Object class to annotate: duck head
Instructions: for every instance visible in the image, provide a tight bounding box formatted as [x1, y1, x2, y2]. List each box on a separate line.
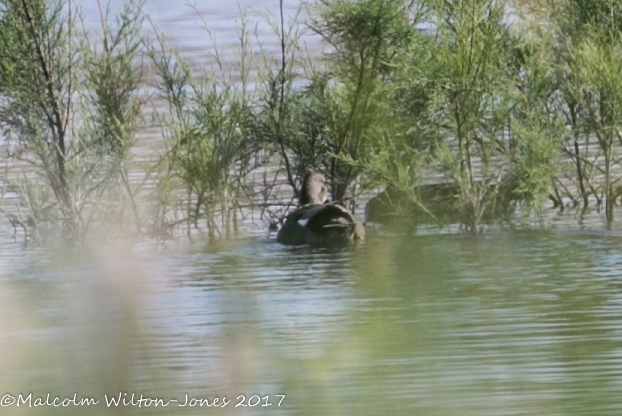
[299, 172, 329, 205]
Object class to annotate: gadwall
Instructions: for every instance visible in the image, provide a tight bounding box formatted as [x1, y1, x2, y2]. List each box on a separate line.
[276, 173, 365, 245]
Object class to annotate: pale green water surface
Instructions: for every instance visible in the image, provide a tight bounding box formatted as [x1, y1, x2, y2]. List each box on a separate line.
[2, 229, 622, 415]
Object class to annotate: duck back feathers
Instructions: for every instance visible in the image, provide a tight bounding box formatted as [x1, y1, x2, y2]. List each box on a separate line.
[276, 172, 364, 245]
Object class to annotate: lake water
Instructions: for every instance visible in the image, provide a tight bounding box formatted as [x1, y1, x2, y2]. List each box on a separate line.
[2, 229, 622, 415]
[2, 1, 622, 415]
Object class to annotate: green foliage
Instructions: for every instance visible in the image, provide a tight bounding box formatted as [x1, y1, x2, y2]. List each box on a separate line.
[523, 0, 622, 224]
[251, 5, 304, 196]
[0, 0, 146, 242]
[150, 24, 260, 238]
[6, 0, 622, 240]
[573, 24, 622, 222]
[360, 0, 561, 230]
[420, 0, 518, 230]
[81, 1, 145, 159]
[567, 0, 622, 35]
[0, 0, 75, 234]
[507, 119, 560, 215]
[504, 33, 563, 219]
[298, 0, 415, 202]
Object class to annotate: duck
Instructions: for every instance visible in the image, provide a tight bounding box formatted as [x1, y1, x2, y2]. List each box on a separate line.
[276, 172, 365, 245]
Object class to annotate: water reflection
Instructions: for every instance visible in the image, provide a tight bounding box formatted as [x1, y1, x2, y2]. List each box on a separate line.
[3, 231, 622, 415]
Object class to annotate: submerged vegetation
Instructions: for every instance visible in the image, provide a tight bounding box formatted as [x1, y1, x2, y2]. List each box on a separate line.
[2, 0, 622, 241]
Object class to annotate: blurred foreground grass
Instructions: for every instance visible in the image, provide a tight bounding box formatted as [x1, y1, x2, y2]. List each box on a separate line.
[2, 230, 622, 416]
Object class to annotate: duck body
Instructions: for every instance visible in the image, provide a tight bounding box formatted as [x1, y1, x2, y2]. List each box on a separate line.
[277, 203, 364, 245]
[276, 172, 364, 246]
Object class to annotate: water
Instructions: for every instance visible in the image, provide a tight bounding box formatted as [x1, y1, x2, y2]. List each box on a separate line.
[2, 229, 622, 415]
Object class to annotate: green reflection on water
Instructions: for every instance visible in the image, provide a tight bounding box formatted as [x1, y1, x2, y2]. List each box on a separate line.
[2, 231, 622, 415]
